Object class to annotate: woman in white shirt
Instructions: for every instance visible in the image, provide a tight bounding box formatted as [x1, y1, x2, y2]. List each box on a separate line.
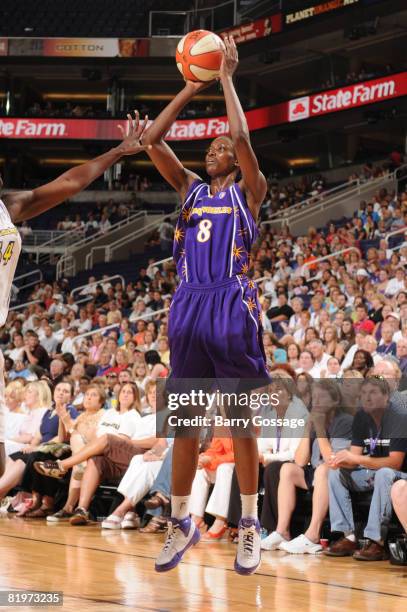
[42, 382, 141, 523]
[5, 381, 50, 456]
[257, 374, 309, 538]
[0, 381, 50, 500]
[257, 380, 308, 467]
[101, 383, 160, 529]
[132, 363, 150, 394]
[4, 381, 25, 441]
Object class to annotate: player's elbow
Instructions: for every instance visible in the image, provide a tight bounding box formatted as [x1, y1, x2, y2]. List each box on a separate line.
[142, 129, 162, 146]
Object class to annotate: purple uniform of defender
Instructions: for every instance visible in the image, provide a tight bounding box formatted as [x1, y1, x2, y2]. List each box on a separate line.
[168, 179, 269, 381]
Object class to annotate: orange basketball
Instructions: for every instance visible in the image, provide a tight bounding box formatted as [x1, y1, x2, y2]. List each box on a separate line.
[176, 30, 225, 82]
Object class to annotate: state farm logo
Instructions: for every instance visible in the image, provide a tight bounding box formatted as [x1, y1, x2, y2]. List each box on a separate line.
[167, 118, 230, 140]
[0, 119, 66, 138]
[289, 96, 310, 122]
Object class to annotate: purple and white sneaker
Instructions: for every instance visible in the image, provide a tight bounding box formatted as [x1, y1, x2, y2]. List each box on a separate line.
[155, 516, 200, 572]
[234, 518, 261, 575]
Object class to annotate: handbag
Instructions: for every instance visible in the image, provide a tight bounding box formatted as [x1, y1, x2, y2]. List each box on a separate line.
[36, 442, 71, 458]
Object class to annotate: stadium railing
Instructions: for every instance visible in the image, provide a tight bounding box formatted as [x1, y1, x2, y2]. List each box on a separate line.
[70, 274, 126, 303]
[384, 226, 407, 243]
[152, 256, 173, 268]
[72, 306, 170, 349]
[20, 230, 75, 247]
[13, 269, 43, 293]
[85, 210, 179, 269]
[303, 247, 361, 270]
[261, 166, 405, 234]
[56, 254, 75, 279]
[35, 210, 146, 265]
[261, 179, 357, 224]
[56, 210, 162, 279]
[9, 299, 41, 312]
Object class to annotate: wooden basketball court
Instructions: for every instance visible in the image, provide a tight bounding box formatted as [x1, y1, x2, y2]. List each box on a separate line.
[1, 516, 406, 611]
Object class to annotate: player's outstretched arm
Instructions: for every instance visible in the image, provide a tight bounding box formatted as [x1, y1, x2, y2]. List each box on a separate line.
[4, 112, 150, 223]
[220, 35, 267, 220]
[142, 81, 210, 200]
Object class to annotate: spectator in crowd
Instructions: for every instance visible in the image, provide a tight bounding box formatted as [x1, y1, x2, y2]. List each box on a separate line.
[377, 322, 397, 357]
[351, 350, 374, 376]
[256, 373, 309, 539]
[4, 381, 25, 442]
[13, 380, 78, 518]
[40, 325, 59, 356]
[4, 381, 51, 456]
[49, 359, 65, 387]
[101, 436, 168, 530]
[6, 333, 26, 362]
[41, 382, 140, 523]
[325, 377, 407, 561]
[189, 437, 234, 540]
[22, 331, 50, 371]
[261, 381, 353, 554]
[158, 217, 174, 253]
[0, 381, 53, 499]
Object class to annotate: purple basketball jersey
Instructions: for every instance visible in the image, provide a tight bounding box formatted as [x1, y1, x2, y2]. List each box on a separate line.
[173, 180, 259, 284]
[168, 179, 269, 383]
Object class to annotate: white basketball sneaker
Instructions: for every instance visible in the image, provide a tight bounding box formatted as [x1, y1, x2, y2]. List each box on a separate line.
[155, 516, 200, 572]
[279, 534, 322, 555]
[234, 517, 261, 575]
[261, 530, 288, 551]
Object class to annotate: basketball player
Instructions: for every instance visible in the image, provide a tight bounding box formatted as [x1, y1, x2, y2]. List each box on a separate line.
[143, 35, 268, 575]
[0, 114, 149, 477]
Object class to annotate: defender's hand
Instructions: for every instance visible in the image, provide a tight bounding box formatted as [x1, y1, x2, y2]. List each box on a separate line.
[116, 111, 152, 156]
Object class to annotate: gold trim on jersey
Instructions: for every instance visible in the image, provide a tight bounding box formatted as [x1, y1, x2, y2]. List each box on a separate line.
[190, 206, 232, 217]
[0, 229, 18, 237]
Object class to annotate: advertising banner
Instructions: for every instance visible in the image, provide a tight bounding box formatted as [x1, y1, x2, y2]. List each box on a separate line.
[288, 73, 406, 122]
[7, 38, 149, 57]
[285, 0, 360, 26]
[0, 73, 405, 140]
[220, 13, 283, 43]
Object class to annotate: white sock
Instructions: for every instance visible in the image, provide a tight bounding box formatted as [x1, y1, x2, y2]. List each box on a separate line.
[240, 493, 258, 520]
[171, 495, 190, 520]
[345, 533, 356, 542]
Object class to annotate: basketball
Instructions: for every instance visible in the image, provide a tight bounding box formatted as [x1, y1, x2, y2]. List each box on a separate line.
[175, 29, 225, 82]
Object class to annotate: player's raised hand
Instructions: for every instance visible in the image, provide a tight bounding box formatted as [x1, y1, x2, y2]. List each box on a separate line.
[184, 79, 215, 94]
[117, 110, 152, 155]
[220, 34, 238, 79]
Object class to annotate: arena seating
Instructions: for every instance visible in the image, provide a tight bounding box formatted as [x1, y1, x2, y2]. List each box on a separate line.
[0, 0, 195, 37]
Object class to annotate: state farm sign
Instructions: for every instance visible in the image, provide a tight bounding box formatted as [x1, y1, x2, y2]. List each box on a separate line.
[166, 117, 229, 139]
[0, 117, 230, 140]
[0, 119, 67, 137]
[289, 75, 402, 122]
[0, 72, 405, 140]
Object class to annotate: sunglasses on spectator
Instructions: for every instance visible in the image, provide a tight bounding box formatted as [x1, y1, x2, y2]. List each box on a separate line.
[107, 374, 118, 378]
